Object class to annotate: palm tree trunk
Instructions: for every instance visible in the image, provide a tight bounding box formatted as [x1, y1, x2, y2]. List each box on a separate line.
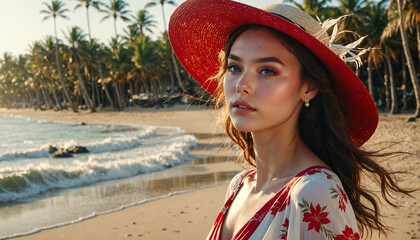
[34, 87, 42, 110]
[54, 18, 78, 112]
[39, 77, 53, 109]
[113, 17, 118, 37]
[47, 64, 62, 110]
[26, 88, 35, 108]
[397, 0, 420, 117]
[367, 57, 375, 103]
[129, 81, 134, 103]
[143, 77, 150, 97]
[112, 78, 124, 109]
[171, 49, 185, 92]
[169, 68, 175, 91]
[417, 24, 420, 64]
[94, 73, 101, 108]
[41, 86, 53, 109]
[75, 60, 96, 112]
[384, 67, 390, 111]
[39, 86, 48, 107]
[160, 4, 185, 92]
[149, 77, 156, 104]
[385, 46, 399, 114]
[89, 68, 97, 108]
[401, 54, 408, 112]
[48, 79, 61, 110]
[86, 6, 92, 40]
[98, 62, 114, 108]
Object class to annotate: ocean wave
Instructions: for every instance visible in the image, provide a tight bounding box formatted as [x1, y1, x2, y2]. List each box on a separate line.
[0, 134, 197, 203]
[0, 126, 157, 161]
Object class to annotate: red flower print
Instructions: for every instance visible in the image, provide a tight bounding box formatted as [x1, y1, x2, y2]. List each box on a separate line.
[279, 218, 289, 239]
[306, 168, 321, 176]
[280, 232, 287, 239]
[336, 225, 360, 240]
[270, 196, 290, 215]
[338, 199, 346, 212]
[338, 185, 348, 203]
[302, 203, 331, 232]
[283, 218, 289, 228]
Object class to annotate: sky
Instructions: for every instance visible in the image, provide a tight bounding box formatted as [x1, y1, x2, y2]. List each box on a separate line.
[0, 0, 332, 56]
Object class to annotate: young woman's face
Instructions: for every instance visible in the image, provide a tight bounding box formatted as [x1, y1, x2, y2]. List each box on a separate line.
[224, 28, 309, 134]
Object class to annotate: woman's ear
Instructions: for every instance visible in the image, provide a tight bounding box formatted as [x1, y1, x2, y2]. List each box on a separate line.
[302, 80, 319, 100]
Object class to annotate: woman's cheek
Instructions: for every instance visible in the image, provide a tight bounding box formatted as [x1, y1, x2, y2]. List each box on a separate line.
[223, 77, 235, 99]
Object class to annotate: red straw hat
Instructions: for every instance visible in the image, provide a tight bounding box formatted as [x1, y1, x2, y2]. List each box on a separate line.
[168, 0, 378, 146]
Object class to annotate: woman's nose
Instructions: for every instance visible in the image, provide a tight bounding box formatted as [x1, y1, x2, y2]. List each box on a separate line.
[236, 71, 254, 95]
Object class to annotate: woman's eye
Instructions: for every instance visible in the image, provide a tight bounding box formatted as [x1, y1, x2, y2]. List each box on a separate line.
[227, 65, 241, 73]
[260, 69, 276, 76]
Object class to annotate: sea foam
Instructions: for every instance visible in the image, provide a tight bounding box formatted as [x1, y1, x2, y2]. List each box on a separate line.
[0, 121, 197, 203]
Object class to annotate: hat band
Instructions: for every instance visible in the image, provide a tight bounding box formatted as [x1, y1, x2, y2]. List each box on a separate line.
[269, 12, 307, 32]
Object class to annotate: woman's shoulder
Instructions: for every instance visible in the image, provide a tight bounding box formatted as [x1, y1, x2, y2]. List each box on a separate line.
[290, 167, 345, 201]
[225, 169, 254, 200]
[284, 169, 359, 239]
[229, 169, 255, 188]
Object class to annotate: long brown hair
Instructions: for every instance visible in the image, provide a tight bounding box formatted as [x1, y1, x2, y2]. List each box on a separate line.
[210, 25, 413, 237]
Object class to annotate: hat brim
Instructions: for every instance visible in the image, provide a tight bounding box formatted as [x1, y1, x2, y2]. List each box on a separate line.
[168, 0, 378, 146]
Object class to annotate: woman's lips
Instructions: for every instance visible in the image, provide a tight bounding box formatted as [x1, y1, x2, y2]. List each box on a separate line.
[232, 100, 256, 114]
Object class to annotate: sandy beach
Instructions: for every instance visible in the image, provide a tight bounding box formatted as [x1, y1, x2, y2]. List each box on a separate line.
[0, 106, 419, 240]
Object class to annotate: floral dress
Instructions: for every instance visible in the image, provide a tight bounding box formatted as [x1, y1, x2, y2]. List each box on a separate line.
[207, 166, 360, 240]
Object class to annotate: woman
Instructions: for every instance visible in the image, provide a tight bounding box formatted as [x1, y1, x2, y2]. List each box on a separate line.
[168, 1, 412, 239]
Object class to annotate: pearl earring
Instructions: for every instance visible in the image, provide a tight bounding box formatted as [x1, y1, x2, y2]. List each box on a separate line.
[303, 97, 310, 108]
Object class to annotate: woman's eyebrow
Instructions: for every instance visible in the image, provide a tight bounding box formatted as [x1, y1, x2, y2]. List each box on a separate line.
[228, 54, 284, 65]
[255, 57, 284, 65]
[228, 54, 241, 61]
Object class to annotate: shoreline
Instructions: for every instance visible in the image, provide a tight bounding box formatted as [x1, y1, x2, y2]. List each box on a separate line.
[0, 104, 224, 134]
[1, 107, 419, 239]
[4, 183, 228, 240]
[0, 105, 244, 240]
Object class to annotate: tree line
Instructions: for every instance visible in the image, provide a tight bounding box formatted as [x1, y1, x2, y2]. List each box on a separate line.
[0, 0, 419, 117]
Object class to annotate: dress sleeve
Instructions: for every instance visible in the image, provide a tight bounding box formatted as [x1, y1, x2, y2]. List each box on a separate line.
[225, 170, 250, 201]
[285, 171, 360, 240]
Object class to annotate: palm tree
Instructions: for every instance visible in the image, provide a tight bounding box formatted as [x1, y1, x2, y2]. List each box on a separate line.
[396, 0, 419, 117]
[384, 43, 400, 114]
[74, 0, 103, 40]
[146, 0, 185, 92]
[42, 36, 62, 110]
[0, 53, 29, 108]
[401, 0, 419, 61]
[101, 0, 131, 37]
[131, 9, 157, 37]
[27, 43, 54, 109]
[132, 35, 160, 103]
[85, 39, 115, 108]
[334, 0, 370, 45]
[26, 40, 62, 110]
[156, 32, 175, 91]
[382, 0, 420, 117]
[284, 0, 335, 19]
[106, 37, 132, 109]
[75, 0, 108, 109]
[123, 24, 140, 45]
[64, 26, 96, 112]
[361, 1, 388, 103]
[40, 0, 78, 112]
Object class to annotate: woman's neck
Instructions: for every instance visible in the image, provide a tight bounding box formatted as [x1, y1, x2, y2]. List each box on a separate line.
[251, 125, 321, 191]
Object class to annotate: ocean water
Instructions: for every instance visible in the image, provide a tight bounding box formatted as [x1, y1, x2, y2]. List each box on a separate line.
[0, 114, 201, 238]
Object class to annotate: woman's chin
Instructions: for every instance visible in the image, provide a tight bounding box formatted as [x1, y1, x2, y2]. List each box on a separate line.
[231, 121, 255, 133]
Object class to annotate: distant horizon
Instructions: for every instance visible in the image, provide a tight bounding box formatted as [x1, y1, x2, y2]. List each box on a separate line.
[0, 0, 358, 57]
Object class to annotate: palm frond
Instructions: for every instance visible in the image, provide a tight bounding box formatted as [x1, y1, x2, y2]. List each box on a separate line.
[380, 18, 399, 43]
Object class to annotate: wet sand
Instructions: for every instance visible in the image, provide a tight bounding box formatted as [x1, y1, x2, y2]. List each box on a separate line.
[0, 107, 418, 239]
